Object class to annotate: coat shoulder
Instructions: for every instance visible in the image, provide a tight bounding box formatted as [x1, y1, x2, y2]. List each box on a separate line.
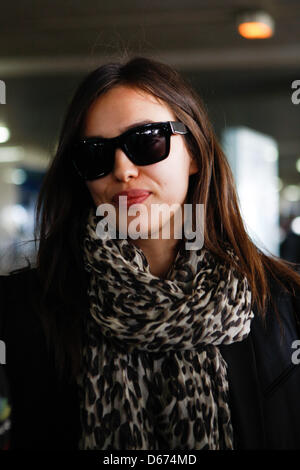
[251, 272, 300, 388]
[220, 271, 300, 449]
[250, 272, 300, 448]
[0, 266, 41, 337]
[0, 266, 80, 449]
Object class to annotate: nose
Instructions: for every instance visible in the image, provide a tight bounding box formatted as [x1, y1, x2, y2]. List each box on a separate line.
[112, 147, 139, 182]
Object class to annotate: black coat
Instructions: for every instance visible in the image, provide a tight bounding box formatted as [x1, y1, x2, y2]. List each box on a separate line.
[1, 267, 300, 450]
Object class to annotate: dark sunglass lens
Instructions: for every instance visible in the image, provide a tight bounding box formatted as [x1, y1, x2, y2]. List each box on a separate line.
[73, 142, 113, 180]
[125, 127, 168, 164]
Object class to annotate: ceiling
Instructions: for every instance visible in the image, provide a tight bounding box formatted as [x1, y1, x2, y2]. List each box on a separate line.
[1, 0, 300, 73]
[0, 0, 299, 188]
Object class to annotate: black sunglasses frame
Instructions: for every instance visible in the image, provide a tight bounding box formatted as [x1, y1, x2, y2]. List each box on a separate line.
[72, 121, 189, 181]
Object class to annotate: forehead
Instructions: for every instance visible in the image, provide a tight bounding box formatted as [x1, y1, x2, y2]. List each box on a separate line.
[83, 85, 176, 138]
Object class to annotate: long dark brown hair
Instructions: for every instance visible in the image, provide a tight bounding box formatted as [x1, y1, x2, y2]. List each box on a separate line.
[35, 56, 300, 380]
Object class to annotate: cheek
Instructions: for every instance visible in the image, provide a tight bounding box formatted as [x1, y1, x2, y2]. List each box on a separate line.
[148, 150, 191, 196]
[86, 181, 107, 204]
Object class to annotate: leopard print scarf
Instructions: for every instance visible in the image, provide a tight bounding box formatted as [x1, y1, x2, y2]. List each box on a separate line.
[78, 210, 254, 450]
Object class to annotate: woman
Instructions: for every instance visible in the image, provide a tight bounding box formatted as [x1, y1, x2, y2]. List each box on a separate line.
[1, 56, 300, 450]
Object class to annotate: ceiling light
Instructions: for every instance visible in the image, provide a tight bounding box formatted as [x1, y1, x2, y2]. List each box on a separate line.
[0, 146, 24, 163]
[11, 168, 27, 185]
[282, 185, 300, 202]
[291, 217, 300, 236]
[0, 204, 29, 234]
[0, 125, 10, 143]
[237, 11, 275, 39]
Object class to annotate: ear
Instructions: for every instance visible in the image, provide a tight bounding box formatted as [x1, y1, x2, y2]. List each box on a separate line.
[189, 156, 199, 176]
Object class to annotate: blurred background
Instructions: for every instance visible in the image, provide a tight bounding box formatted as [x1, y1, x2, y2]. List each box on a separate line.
[0, 0, 300, 273]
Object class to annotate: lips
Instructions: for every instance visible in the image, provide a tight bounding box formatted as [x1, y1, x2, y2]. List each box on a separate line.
[112, 190, 151, 207]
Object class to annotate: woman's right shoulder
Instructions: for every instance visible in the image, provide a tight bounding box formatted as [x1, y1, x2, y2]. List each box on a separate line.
[0, 264, 39, 288]
[0, 266, 41, 335]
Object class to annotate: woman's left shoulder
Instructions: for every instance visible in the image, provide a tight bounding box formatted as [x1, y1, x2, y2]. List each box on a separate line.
[252, 271, 300, 350]
[249, 270, 300, 402]
[247, 273, 300, 448]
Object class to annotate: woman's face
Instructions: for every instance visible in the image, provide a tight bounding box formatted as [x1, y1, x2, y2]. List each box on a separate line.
[83, 85, 198, 239]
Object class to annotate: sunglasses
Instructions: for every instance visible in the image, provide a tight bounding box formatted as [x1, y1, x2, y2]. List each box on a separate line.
[72, 121, 189, 181]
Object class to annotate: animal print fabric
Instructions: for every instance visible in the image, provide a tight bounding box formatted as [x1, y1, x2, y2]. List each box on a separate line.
[78, 209, 254, 450]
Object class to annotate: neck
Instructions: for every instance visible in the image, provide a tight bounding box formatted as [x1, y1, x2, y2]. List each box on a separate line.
[130, 237, 181, 279]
